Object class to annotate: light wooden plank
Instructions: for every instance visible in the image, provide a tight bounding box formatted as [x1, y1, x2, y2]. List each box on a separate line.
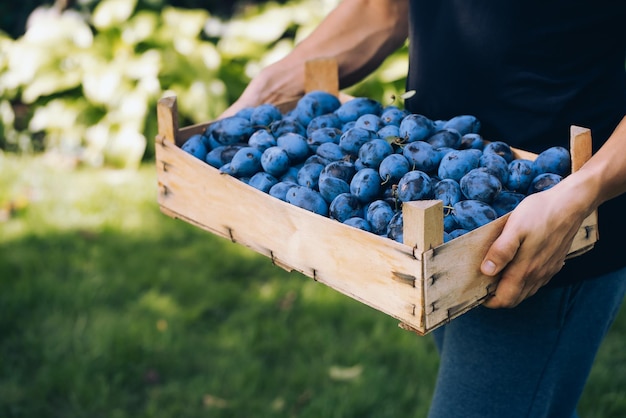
[304, 58, 339, 95]
[156, 139, 426, 330]
[422, 215, 507, 330]
[403, 200, 444, 254]
[570, 126, 593, 172]
[157, 96, 179, 145]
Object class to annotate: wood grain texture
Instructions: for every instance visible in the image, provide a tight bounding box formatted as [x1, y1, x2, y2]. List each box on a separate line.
[156, 135, 426, 331]
[155, 96, 599, 335]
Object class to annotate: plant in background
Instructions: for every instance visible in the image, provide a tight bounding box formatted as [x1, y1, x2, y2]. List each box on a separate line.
[0, 0, 408, 168]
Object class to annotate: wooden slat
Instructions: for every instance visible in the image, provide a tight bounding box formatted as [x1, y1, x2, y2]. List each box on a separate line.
[157, 97, 179, 145]
[403, 200, 444, 254]
[156, 139, 426, 330]
[570, 126, 593, 172]
[305, 58, 339, 96]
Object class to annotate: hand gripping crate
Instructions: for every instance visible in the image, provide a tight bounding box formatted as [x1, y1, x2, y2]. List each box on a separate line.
[155, 64, 598, 335]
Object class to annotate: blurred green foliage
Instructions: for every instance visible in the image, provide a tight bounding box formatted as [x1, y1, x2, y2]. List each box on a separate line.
[0, 0, 408, 168]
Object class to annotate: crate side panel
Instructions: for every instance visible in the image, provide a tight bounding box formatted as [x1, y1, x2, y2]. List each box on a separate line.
[156, 139, 426, 330]
[422, 210, 598, 331]
[422, 216, 507, 330]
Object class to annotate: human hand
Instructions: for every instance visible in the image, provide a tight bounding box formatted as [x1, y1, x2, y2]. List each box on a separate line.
[480, 182, 589, 308]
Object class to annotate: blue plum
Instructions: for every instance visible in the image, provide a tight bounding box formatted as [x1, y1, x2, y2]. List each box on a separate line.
[483, 141, 515, 163]
[285, 186, 329, 216]
[380, 106, 407, 126]
[247, 129, 276, 151]
[506, 159, 536, 193]
[443, 115, 481, 135]
[460, 168, 502, 203]
[343, 217, 373, 232]
[269, 181, 298, 201]
[354, 114, 385, 132]
[491, 190, 525, 217]
[277, 132, 310, 163]
[397, 170, 433, 202]
[533, 146, 571, 177]
[221, 146, 262, 177]
[366, 199, 396, 235]
[386, 211, 404, 243]
[358, 138, 394, 169]
[377, 125, 400, 141]
[320, 160, 356, 184]
[297, 162, 325, 189]
[427, 128, 462, 149]
[379, 154, 411, 185]
[261, 146, 291, 177]
[479, 152, 510, 185]
[403, 141, 442, 173]
[248, 172, 278, 193]
[212, 116, 254, 145]
[269, 117, 306, 138]
[306, 113, 342, 136]
[339, 127, 376, 156]
[452, 200, 498, 231]
[460, 133, 486, 150]
[350, 168, 382, 203]
[334, 97, 383, 123]
[329, 192, 363, 222]
[433, 178, 463, 207]
[316, 142, 346, 162]
[181, 134, 208, 160]
[250, 103, 282, 127]
[205, 144, 243, 168]
[438, 149, 482, 181]
[319, 176, 351, 204]
[399, 113, 436, 143]
[528, 173, 562, 194]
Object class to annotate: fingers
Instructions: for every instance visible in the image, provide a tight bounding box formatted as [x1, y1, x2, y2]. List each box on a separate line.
[480, 227, 522, 278]
[480, 229, 567, 308]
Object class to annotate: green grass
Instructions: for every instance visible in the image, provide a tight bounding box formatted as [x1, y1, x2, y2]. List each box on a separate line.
[1, 154, 625, 417]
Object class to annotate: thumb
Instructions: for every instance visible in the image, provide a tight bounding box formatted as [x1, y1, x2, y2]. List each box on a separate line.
[480, 233, 521, 277]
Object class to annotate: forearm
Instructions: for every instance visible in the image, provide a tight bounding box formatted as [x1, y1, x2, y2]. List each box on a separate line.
[558, 115, 626, 216]
[287, 0, 409, 89]
[223, 0, 409, 115]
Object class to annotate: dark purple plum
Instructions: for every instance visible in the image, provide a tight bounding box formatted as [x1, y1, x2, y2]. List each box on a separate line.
[350, 168, 382, 203]
[452, 200, 498, 231]
[329, 192, 363, 222]
[438, 149, 482, 181]
[399, 113, 436, 143]
[533, 146, 571, 177]
[460, 168, 502, 203]
[397, 170, 433, 202]
[506, 159, 536, 193]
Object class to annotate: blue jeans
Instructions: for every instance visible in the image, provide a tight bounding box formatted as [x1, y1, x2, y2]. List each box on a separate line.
[428, 266, 626, 418]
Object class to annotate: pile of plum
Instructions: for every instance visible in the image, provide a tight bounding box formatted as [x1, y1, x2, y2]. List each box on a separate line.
[181, 91, 571, 244]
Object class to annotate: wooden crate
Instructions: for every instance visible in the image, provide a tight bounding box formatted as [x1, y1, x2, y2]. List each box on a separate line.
[155, 92, 598, 335]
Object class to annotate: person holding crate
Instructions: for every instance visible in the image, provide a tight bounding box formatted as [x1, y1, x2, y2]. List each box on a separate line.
[222, 0, 626, 416]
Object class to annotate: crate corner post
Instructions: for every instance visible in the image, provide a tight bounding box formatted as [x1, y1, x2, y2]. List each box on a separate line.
[157, 95, 180, 146]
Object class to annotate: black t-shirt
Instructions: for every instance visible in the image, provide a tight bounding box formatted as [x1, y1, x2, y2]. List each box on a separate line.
[405, 0, 626, 285]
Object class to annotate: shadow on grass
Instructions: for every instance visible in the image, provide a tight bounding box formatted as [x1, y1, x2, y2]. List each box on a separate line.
[0, 220, 440, 418]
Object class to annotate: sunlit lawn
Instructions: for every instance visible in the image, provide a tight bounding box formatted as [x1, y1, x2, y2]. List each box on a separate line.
[1, 154, 625, 417]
